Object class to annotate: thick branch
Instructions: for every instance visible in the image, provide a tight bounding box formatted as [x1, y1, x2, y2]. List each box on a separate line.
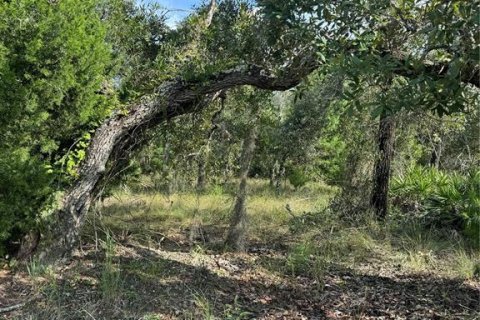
[39, 60, 317, 262]
[205, 0, 216, 27]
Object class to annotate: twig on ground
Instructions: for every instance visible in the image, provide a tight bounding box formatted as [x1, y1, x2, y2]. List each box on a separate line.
[0, 301, 27, 314]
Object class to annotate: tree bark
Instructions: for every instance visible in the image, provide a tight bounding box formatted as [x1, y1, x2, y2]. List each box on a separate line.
[269, 160, 279, 187]
[15, 230, 41, 261]
[196, 94, 226, 192]
[225, 111, 259, 251]
[275, 160, 285, 195]
[429, 136, 442, 168]
[196, 157, 207, 192]
[370, 113, 396, 220]
[35, 61, 316, 263]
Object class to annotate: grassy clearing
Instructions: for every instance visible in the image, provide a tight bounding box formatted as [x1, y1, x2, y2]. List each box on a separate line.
[92, 179, 335, 248]
[3, 179, 479, 319]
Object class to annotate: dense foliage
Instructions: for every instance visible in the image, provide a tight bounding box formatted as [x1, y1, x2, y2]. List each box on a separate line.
[392, 166, 480, 246]
[0, 0, 113, 254]
[0, 0, 478, 257]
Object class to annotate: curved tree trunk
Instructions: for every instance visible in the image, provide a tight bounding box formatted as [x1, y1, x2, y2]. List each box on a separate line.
[35, 61, 317, 263]
[370, 113, 396, 220]
[225, 111, 259, 251]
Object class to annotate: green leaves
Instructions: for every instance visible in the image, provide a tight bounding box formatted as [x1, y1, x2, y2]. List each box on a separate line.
[0, 0, 113, 253]
[392, 166, 480, 247]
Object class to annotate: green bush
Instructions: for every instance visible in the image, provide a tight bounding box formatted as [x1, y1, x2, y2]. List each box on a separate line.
[287, 167, 310, 190]
[0, 151, 54, 256]
[392, 166, 480, 247]
[0, 0, 112, 256]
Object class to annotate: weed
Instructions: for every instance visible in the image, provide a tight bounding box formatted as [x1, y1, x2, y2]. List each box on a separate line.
[223, 296, 252, 320]
[193, 292, 215, 319]
[286, 241, 316, 276]
[100, 232, 122, 301]
[209, 184, 225, 196]
[451, 249, 480, 279]
[27, 258, 47, 278]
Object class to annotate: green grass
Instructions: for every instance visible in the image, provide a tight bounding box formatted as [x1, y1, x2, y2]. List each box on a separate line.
[12, 179, 479, 319]
[94, 179, 336, 246]
[100, 232, 122, 301]
[92, 179, 479, 280]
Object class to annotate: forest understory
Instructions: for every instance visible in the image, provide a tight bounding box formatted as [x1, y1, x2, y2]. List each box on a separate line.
[2, 180, 478, 320]
[1, 0, 479, 319]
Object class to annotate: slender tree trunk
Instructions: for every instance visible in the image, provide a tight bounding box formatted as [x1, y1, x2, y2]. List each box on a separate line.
[269, 162, 276, 187]
[275, 160, 285, 195]
[225, 113, 259, 251]
[370, 113, 396, 220]
[196, 156, 207, 192]
[269, 160, 280, 189]
[429, 138, 442, 168]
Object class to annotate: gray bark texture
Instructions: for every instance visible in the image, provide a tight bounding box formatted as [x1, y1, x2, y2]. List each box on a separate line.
[225, 113, 259, 251]
[37, 61, 317, 263]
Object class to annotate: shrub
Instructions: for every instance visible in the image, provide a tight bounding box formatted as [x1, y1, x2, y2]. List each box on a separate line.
[287, 167, 310, 190]
[392, 166, 480, 247]
[0, 0, 112, 256]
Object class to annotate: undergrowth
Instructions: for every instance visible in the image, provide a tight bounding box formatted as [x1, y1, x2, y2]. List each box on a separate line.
[12, 179, 478, 319]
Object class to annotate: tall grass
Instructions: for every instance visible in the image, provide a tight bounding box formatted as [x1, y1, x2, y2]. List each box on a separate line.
[94, 178, 478, 280]
[96, 179, 336, 246]
[100, 232, 122, 301]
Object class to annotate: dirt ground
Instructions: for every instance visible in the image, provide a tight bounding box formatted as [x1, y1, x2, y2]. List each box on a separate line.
[1, 236, 479, 319]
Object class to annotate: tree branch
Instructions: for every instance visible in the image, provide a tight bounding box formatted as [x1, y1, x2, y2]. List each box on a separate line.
[38, 59, 318, 262]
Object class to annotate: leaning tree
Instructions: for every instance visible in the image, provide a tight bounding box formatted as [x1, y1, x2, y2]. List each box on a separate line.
[5, 0, 477, 262]
[35, 0, 322, 260]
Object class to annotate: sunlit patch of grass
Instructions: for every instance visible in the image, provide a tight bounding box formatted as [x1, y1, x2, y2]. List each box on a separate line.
[282, 210, 480, 280]
[372, 220, 480, 278]
[90, 178, 478, 282]
[94, 179, 335, 246]
[450, 249, 480, 279]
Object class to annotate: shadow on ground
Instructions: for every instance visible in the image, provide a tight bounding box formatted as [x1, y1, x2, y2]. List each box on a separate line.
[2, 242, 477, 320]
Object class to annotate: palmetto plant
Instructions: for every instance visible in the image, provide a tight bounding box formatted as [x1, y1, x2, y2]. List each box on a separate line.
[392, 166, 480, 247]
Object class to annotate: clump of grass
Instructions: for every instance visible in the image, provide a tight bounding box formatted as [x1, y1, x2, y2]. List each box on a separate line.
[450, 249, 480, 279]
[286, 241, 317, 276]
[192, 292, 215, 320]
[189, 293, 251, 320]
[208, 184, 225, 196]
[100, 232, 122, 301]
[223, 296, 252, 320]
[27, 258, 48, 278]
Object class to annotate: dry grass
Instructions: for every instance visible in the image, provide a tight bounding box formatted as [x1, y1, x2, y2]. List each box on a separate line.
[2, 179, 479, 319]
[92, 179, 335, 248]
